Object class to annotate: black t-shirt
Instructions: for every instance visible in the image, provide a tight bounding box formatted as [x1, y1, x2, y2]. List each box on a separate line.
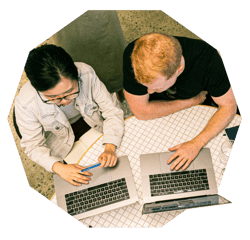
[123, 36, 231, 101]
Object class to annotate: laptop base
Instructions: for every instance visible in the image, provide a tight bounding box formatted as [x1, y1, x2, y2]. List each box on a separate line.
[142, 194, 231, 214]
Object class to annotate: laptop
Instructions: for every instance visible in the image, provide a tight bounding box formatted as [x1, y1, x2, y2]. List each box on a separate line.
[53, 156, 139, 219]
[140, 148, 231, 214]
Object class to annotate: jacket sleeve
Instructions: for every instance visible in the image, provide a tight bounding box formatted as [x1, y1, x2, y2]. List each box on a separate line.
[14, 98, 60, 172]
[90, 67, 125, 148]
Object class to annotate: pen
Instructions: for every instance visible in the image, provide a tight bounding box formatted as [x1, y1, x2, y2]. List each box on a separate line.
[81, 163, 101, 173]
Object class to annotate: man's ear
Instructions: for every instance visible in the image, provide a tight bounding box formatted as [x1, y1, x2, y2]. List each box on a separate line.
[178, 64, 184, 74]
[178, 56, 185, 74]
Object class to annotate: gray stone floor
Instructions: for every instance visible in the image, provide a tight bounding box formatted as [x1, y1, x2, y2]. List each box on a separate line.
[7, 10, 199, 200]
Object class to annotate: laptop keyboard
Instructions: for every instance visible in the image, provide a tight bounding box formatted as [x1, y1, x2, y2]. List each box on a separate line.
[65, 178, 130, 216]
[149, 169, 209, 197]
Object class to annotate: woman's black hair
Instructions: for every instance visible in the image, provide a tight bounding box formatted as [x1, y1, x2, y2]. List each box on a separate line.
[24, 44, 78, 92]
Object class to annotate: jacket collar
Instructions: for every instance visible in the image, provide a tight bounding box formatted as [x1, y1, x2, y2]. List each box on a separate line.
[35, 90, 71, 127]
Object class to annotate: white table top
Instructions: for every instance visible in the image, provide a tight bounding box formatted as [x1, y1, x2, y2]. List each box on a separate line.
[51, 105, 241, 228]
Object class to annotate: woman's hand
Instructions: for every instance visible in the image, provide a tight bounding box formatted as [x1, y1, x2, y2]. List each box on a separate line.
[52, 162, 92, 186]
[98, 143, 117, 168]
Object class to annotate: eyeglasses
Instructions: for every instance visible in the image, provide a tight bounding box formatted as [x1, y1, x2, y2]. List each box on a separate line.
[37, 80, 80, 104]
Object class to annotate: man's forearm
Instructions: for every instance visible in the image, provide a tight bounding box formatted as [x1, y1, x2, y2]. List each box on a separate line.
[192, 105, 237, 147]
[137, 99, 194, 120]
[133, 91, 208, 120]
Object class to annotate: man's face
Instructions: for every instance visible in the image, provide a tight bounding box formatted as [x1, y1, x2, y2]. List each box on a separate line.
[143, 71, 179, 94]
[142, 56, 185, 94]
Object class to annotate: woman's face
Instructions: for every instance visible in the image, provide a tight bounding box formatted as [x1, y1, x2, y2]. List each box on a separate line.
[41, 77, 78, 106]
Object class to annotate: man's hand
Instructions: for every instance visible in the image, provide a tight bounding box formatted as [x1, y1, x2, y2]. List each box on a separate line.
[52, 162, 92, 186]
[192, 91, 208, 105]
[98, 143, 117, 168]
[167, 139, 203, 171]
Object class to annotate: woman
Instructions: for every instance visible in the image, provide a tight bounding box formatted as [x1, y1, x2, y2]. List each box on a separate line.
[15, 44, 124, 186]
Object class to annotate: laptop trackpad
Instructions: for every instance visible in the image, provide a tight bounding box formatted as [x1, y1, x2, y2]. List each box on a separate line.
[109, 156, 132, 179]
[75, 165, 112, 191]
[77, 156, 132, 190]
[159, 151, 195, 173]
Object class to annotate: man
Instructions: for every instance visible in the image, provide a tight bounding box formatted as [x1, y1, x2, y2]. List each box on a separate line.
[123, 33, 237, 171]
[15, 44, 124, 186]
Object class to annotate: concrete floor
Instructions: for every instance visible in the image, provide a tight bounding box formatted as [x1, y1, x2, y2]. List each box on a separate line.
[7, 10, 200, 200]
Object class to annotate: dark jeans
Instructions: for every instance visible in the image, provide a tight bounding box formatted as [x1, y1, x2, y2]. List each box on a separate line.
[71, 117, 91, 142]
[63, 117, 91, 165]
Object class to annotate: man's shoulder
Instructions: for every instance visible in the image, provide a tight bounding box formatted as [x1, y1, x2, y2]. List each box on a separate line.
[175, 36, 214, 53]
[175, 36, 203, 43]
[124, 39, 137, 58]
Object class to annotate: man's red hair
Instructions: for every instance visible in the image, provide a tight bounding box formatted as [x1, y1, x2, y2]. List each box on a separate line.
[131, 33, 182, 84]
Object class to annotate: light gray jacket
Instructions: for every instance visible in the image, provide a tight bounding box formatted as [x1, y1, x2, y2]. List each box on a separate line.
[15, 62, 124, 172]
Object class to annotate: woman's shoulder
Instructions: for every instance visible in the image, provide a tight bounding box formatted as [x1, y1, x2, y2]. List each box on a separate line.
[15, 81, 36, 107]
[74, 62, 94, 75]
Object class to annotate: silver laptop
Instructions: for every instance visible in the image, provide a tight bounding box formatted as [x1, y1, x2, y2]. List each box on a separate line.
[53, 156, 139, 219]
[140, 148, 231, 214]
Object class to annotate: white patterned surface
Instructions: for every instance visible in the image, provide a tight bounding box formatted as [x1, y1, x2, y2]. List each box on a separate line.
[51, 105, 241, 228]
